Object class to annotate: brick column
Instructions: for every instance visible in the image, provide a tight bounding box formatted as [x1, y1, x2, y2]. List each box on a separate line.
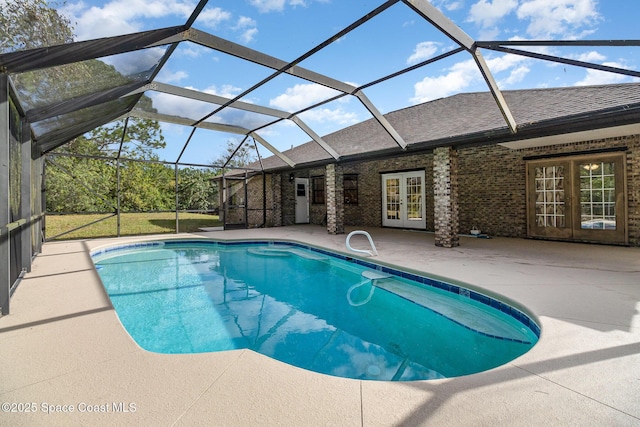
[433, 146, 459, 247]
[326, 163, 344, 234]
[273, 173, 282, 226]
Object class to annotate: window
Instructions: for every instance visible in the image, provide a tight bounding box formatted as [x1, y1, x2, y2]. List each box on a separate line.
[296, 183, 306, 197]
[312, 176, 325, 204]
[344, 174, 358, 205]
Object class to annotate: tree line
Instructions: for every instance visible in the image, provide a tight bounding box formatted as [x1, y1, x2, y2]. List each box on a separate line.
[45, 120, 256, 214]
[2, 0, 256, 215]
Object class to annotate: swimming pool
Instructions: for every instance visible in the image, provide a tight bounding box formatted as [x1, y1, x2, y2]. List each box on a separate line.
[92, 239, 540, 381]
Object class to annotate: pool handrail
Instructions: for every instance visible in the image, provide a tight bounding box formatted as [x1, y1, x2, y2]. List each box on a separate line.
[346, 230, 379, 256]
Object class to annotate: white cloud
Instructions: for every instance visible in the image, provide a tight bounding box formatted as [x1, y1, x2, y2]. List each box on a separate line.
[197, 7, 233, 29]
[431, 1, 464, 12]
[485, 53, 527, 74]
[298, 108, 359, 126]
[149, 84, 243, 116]
[466, 0, 600, 40]
[269, 83, 359, 125]
[248, 0, 328, 13]
[149, 84, 277, 130]
[65, 0, 266, 47]
[575, 62, 630, 86]
[484, 53, 532, 86]
[516, 0, 601, 39]
[240, 28, 259, 44]
[269, 83, 342, 111]
[502, 65, 530, 85]
[149, 91, 212, 119]
[236, 16, 257, 29]
[201, 84, 244, 99]
[177, 44, 210, 59]
[411, 59, 480, 103]
[250, 0, 307, 13]
[65, 0, 199, 39]
[410, 52, 533, 103]
[407, 42, 441, 65]
[570, 53, 637, 87]
[574, 51, 606, 63]
[100, 47, 166, 76]
[249, 0, 285, 13]
[157, 69, 188, 83]
[468, 0, 518, 28]
[235, 16, 258, 44]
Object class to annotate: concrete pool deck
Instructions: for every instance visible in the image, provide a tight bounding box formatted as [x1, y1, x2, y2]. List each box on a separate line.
[1, 225, 639, 426]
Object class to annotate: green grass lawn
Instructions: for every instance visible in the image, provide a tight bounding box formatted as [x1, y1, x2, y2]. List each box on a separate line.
[45, 212, 222, 240]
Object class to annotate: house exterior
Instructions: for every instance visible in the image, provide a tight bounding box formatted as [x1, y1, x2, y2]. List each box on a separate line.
[223, 83, 640, 247]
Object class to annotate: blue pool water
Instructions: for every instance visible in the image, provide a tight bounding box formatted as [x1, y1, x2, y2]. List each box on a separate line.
[92, 240, 539, 381]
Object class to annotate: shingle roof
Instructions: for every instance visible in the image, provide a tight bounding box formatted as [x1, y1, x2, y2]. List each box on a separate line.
[252, 82, 640, 171]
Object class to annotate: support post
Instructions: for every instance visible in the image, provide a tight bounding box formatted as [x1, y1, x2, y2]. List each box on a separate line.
[273, 173, 282, 227]
[115, 118, 128, 238]
[116, 159, 121, 237]
[244, 171, 248, 228]
[433, 146, 460, 247]
[34, 152, 44, 254]
[325, 163, 344, 235]
[175, 164, 179, 233]
[20, 118, 32, 272]
[1, 74, 10, 314]
[42, 155, 46, 242]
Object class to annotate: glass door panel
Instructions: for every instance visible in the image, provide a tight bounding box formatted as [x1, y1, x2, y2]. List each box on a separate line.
[405, 175, 424, 222]
[382, 174, 402, 227]
[534, 165, 566, 228]
[573, 155, 625, 243]
[578, 161, 616, 230]
[382, 171, 425, 229]
[385, 177, 401, 221]
[527, 160, 572, 239]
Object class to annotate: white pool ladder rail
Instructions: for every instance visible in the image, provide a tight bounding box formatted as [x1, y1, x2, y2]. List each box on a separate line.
[346, 230, 379, 257]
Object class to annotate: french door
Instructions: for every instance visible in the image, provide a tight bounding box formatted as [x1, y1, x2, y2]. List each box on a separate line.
[382, 171, 426, 229]
[526, 153, 626, 244]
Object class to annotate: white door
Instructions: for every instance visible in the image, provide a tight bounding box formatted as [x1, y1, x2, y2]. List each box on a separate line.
[382, 171, 426, 229]
[295, 178, 310, 224]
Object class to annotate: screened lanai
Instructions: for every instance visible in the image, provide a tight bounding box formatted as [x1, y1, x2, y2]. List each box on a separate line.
[2, 0, 639, 314]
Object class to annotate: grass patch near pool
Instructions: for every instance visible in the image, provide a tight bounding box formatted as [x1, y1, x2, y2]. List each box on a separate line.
[45, 212, 222, 240]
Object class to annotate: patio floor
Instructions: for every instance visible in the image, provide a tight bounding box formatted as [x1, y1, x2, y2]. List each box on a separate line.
[1, 225, 639, 426]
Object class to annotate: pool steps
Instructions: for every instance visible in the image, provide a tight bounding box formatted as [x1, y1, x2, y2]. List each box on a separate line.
[347, 271, 393, 306]
[365, 273, 533, 344]
[247, 247, 327, 260]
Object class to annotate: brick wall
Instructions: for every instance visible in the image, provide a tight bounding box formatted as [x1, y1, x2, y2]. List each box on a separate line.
[263, 134, 639, 246]
[457, 135, 640, 244]
[241, 173, 281, 228]
[342, 154, 434, 228]
[457, 145, 525, 236]
[627, 136, 640, 245]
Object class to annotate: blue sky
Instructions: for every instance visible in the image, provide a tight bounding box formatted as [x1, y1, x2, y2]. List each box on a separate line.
[55, 0, 639, 165]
